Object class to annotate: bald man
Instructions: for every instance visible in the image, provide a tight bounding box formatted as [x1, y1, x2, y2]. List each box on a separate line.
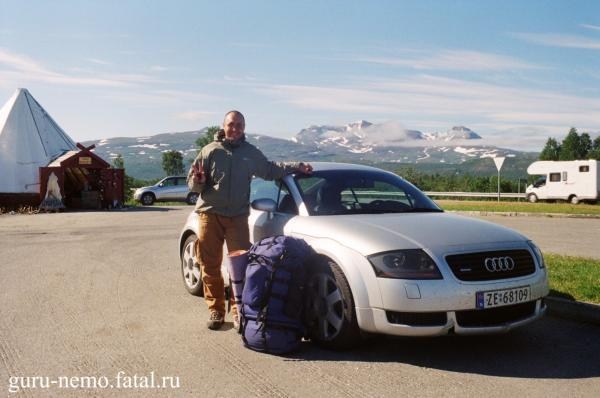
[187, 110, 312, 330]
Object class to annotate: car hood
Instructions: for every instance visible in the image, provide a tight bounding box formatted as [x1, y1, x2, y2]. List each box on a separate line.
[288, 212, 528, 256]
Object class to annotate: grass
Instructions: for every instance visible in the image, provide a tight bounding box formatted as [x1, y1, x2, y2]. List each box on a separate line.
[545, 254, 600, 304]
[437, 200, 600, 215]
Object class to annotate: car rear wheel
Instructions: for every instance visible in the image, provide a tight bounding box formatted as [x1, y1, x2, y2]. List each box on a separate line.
[141, 192, 155, 205]
[305, 258, 361, 349]
[187, 192, 199, 205]
[181, 234, 203, 296]
[569, 195, 579, 204]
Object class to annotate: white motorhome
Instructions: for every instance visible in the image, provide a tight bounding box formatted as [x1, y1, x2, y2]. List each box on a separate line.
[526, 160, 599, 204]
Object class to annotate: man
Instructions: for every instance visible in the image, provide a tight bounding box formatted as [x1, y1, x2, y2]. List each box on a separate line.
[187, 110, 312, 330]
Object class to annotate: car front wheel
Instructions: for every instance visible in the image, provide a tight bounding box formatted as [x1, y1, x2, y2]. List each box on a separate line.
[141, 192, 155, 205]
[181, 235, 203, 296]
[305, 258, 361, 349]
[528, 194, 538, 203]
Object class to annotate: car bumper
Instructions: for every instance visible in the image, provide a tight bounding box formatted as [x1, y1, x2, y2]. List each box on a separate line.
[355, 269, 549, 336]
[357, 298, 546, 336]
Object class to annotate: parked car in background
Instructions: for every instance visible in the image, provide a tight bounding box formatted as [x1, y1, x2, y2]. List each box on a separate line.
[179, 162, 549, 348]
[134, 176, 198, 205]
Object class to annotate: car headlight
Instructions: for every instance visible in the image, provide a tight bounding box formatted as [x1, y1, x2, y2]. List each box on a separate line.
[527, 240, 545, 269]
[368, 249, 443, 279]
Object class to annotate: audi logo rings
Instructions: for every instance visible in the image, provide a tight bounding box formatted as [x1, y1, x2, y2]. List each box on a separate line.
[484, 256, 515, 272]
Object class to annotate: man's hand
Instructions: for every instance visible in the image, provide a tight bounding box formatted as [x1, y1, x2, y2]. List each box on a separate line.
[192, 162, 206, 184]
[298, 163, 313, 174]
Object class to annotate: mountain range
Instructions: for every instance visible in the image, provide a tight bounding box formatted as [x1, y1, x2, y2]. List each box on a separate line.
[83, 121, 536, 180]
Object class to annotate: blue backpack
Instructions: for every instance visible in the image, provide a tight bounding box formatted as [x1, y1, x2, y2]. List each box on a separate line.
[240, 235, 314, 354]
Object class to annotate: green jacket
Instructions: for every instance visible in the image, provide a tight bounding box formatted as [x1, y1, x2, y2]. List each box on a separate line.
[187, 135, 301, 217]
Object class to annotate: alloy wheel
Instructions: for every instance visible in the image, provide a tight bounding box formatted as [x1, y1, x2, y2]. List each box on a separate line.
[306, 272, 345, 341]
[182, 239, 201, 290]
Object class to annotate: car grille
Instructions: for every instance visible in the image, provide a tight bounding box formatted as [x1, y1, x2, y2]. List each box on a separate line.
[455, 301, 537, 327]
[445, 249, 536, 281]
[386, 311, 447, 326]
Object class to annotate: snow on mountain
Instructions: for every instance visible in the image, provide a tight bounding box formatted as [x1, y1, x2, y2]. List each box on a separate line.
[83, 121, 526, 179]
[291, 120, 520, 166]
[295, 120, 376, 153]
[295, 121, 481, 152]
[435, 126, 482, 141]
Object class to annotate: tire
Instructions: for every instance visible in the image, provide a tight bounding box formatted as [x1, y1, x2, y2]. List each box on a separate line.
[570, 195, 580, 205]
[527, 194, 538, 203]
[141, 192, 155, 205]
[187, 192, 199, 205]
[305, 257, 361, 349]
[181, 234, 203, 296]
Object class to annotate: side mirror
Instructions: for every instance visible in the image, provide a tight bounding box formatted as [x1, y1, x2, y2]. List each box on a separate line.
[251, 198, 277, 213]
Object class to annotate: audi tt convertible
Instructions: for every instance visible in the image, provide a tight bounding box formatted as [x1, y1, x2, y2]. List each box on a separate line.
[179, 162, 549, 348]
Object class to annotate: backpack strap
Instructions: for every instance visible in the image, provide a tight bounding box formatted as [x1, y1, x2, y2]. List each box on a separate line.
[256, 250, 287, 323]
[247, 252, 271, 268]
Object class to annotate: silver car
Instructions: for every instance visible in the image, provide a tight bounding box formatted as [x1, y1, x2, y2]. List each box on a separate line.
[179, 162, 549, 348]
[134, 176, 199, 205]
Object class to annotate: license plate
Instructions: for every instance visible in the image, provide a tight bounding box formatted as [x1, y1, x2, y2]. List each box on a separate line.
[476, 286, 531, 309]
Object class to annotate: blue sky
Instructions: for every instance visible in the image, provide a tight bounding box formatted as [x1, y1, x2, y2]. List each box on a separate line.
[1, 0, 599, 150]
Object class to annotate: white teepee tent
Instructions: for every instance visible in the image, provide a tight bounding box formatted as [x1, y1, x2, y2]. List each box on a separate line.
[0, 88, 77, 193]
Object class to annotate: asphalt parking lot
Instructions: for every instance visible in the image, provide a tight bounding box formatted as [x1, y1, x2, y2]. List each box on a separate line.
[0, 207, 599, 397]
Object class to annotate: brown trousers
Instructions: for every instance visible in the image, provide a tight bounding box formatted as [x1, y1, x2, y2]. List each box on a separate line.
[195, 212, 251, 316]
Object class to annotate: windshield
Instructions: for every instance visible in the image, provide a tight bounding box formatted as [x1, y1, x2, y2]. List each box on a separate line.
[294, 169, 442, 216]
[532, 176, 546, 188]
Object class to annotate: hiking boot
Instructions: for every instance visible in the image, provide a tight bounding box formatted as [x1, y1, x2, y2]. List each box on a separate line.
[232, 313, 240, 332]
[207, 311, 224, 330]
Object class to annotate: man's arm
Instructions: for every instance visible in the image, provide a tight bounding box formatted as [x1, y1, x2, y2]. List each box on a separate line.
[252, 150, 312, 180]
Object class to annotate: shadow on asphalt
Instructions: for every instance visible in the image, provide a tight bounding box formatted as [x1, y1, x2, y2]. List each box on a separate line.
[286, 316, 600, 379]
[549, 289, 576, 301]
[61, 206, 183, 213]
[120, 206, 182, 212]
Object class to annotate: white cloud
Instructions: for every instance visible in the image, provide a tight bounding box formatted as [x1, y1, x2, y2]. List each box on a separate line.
[256, 74, 600, 150]
[359, 50, 539, 71]
[0, 47, 164, 87]
[97, 89, 217, 107]
[513, 33, 600, 49]
[175, 110, 216, 122]
[0, 48, 50, 74]
[361, 121, 410, 145]
[472, 125, 565, 150]
[229, 42, 269, 48]
[581, 24, 600, 31]
[87, 58, 112, 66]
[0, 69, 128, 87]
[224, 75, 257, 82]
[152, 89, 216, 102]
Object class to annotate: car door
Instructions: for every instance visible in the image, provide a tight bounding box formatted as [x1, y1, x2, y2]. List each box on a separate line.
[248, 178, 299, 243]
[172, 177, 190, 201]
[156, 177, 177, 200]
